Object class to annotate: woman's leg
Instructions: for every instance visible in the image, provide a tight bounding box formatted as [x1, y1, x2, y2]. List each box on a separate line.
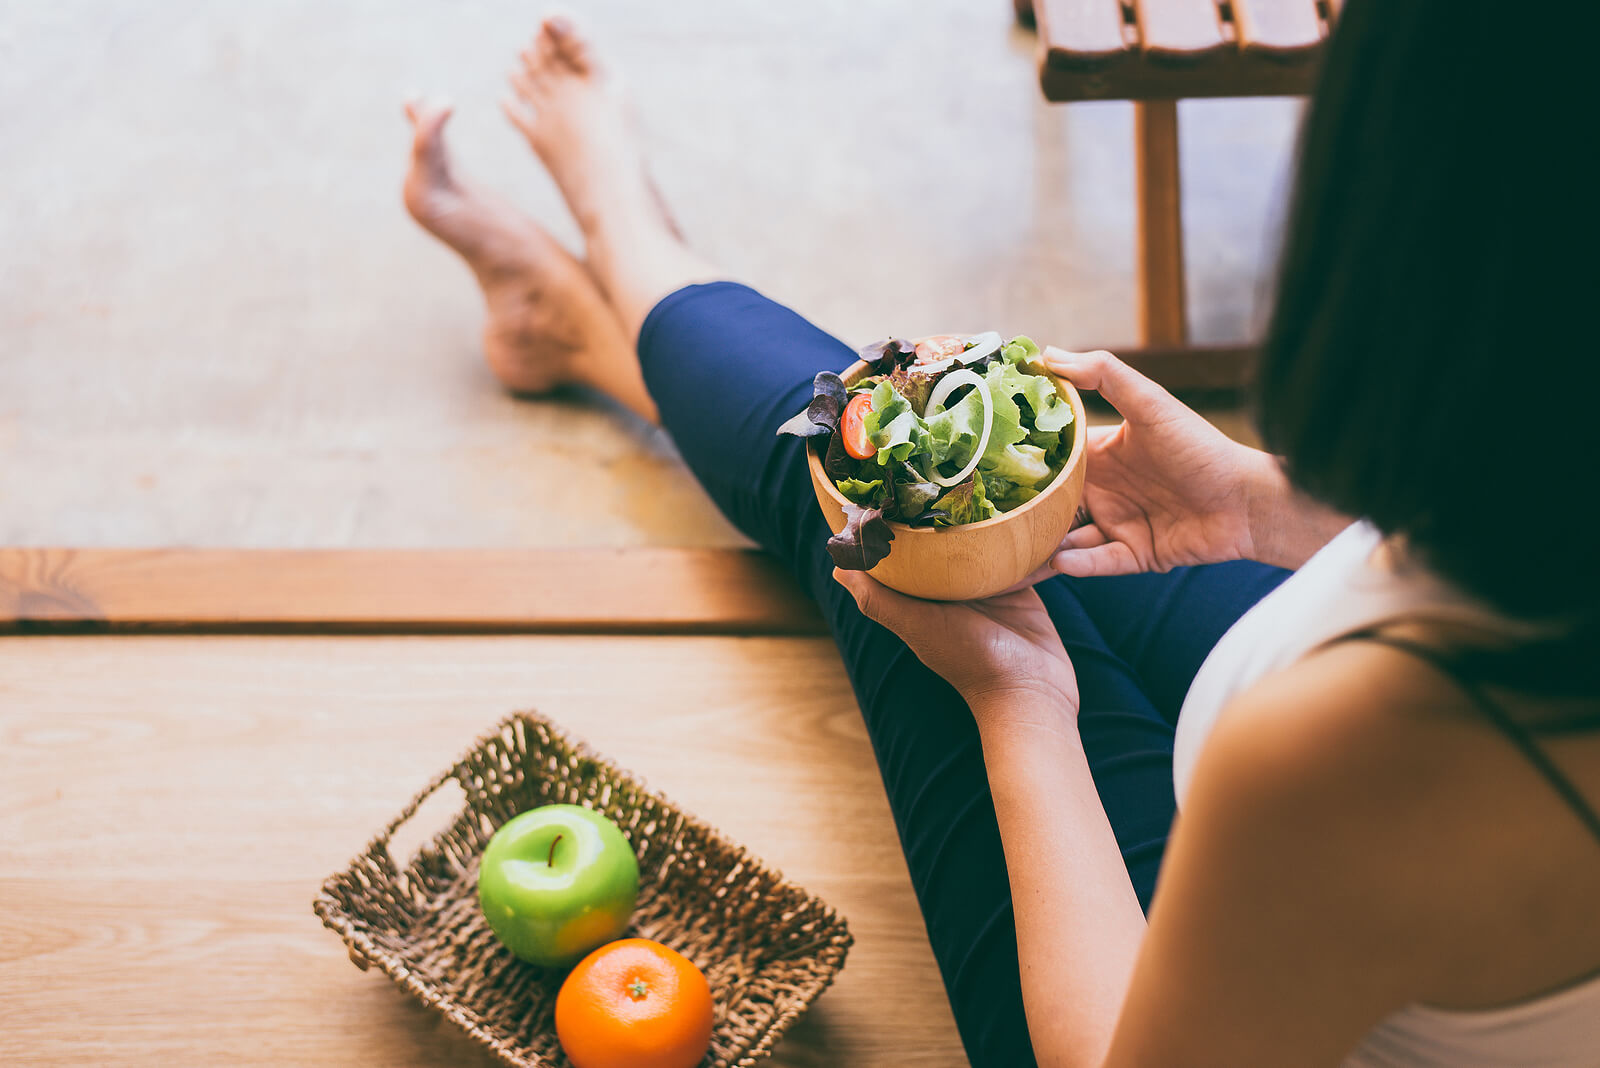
[1030, 563, 1291, 902]
[1055, 562, 1292, 724]
[400, 99, 662, 422]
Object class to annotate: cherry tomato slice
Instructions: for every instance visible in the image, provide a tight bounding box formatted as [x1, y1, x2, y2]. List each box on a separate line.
[841, 392, 876, 460]
[915, 335, 967, 363]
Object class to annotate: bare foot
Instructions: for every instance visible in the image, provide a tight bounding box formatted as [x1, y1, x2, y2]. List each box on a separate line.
[500, 21, 656, 239]
[501, 17, 716, 336]
[402, 98, 651, 418]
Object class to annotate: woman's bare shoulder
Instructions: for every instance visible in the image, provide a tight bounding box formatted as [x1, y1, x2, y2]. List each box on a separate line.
[1198, 638, 1600, 1009]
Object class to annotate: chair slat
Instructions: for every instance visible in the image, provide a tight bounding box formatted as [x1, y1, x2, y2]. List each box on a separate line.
[1038, 0, 1327, 99]
[1035, 0, 1130, 66]
[1231, 0, 1325, 57]
[1134, 0, 1227, 59]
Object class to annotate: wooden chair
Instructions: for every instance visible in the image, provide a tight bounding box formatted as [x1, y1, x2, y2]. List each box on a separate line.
[1019, 0, 1337, 391]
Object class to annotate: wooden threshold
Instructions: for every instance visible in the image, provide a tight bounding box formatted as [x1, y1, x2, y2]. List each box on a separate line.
[0, 548, 827, 636]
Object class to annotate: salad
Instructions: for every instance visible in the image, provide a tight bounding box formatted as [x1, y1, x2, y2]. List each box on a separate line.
[778, 332, 1076, 570]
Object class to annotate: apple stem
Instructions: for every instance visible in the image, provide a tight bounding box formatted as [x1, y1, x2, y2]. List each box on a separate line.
[547, 834, 562, 867]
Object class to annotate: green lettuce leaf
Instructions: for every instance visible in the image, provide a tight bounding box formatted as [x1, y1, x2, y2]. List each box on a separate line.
[932, 472, 998, 526]
[984, 442, 1052, 487]
[1048, 429, 1074, 470]
[1025, 426, 1061, 453]
[1019, 376, 1073, 433]
[974, 362, 1028, 466]
[990, 479, 1043, 511]
[1000, 335, 1041, 365]
[863, 381, 926, 466]
[984, 473, 1018, 500]
[985, 359, 1073, 435]
[923, 384, 988, 472]
[890, 461, 942, 520]
[983, 472, 1040, 512]
[834, 477, 884, 505]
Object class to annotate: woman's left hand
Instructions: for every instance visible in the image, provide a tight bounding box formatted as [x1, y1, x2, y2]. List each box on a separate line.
[833, 569, 1080, 720]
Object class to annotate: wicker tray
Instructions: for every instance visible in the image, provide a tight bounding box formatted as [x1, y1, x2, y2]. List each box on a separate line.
[314, 711, 853, 1067]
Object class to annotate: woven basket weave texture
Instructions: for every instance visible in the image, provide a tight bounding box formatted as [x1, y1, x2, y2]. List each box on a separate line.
[314, 711, 853, 1068]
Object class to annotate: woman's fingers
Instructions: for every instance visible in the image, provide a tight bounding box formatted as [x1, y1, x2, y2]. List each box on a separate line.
[1042, 346, 1176, 423]
[1061, 523, 1109, 550]
[1051, 540, 1144, 578]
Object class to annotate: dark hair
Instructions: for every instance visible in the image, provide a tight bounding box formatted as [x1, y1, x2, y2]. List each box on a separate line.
[1254, 0, 1599, 691]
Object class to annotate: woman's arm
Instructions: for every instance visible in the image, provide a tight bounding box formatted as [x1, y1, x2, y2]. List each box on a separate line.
[970, 695, 1145, 1067]
[980, 655, 1442, 1068]
[1240, 448, 1354, 571]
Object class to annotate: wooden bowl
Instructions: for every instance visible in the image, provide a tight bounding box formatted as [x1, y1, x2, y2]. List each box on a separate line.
[806, 355, 1088, 601]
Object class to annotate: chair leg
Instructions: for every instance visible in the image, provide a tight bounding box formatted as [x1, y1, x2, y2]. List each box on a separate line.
[1134, 100, 1187, 347]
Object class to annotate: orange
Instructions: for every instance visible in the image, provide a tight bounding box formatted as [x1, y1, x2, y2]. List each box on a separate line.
[554, 937, 714, 1068]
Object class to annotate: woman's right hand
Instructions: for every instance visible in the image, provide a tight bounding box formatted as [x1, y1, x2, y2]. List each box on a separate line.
[1038, 347, 1286, 577]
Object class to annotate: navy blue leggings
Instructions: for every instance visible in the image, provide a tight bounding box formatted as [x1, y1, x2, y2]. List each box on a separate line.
[637, 283, 1289, 1067]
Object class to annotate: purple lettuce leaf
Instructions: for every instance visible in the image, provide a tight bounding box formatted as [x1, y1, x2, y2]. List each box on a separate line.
[827, 503, 895, 571]
[858, 337, 918, 376]
[886, 364, 944, 416]
[821, 431, 858, 482]
[777, 371, 849, 438]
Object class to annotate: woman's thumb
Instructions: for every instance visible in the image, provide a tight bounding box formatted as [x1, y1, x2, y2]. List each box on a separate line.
[834, 567, 918, 628]
[834, 568, 882, 619]
[1042, 347, 1172, 421]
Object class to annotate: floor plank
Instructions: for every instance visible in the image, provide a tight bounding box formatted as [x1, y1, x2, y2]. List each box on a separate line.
[0, 635, 964, 1067]
[0, 548, 824, 635]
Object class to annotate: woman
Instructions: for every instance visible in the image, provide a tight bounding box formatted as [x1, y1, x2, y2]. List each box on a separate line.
[402, 3, 1600, 1063]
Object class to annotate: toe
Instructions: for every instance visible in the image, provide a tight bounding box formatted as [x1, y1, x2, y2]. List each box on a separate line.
[543, 15, 593, 75]
[518, 45, 553, 95]
[501, 95, 538, 142]
[408, 102, 456, 175]
[534, 23, 559, 68]
[509, 67, 542, 110]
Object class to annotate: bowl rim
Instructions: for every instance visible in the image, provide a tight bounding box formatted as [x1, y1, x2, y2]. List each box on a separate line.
[806, 353, 1088, 536]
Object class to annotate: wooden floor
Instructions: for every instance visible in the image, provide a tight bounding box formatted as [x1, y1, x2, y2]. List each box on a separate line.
[0, 634, 963, 1066]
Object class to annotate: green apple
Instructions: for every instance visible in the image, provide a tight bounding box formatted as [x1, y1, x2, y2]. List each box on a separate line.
[477, 804, 640, 968]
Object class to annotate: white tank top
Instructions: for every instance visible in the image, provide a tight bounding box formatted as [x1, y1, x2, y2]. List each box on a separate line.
[1174, 521, 1600, 1066]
